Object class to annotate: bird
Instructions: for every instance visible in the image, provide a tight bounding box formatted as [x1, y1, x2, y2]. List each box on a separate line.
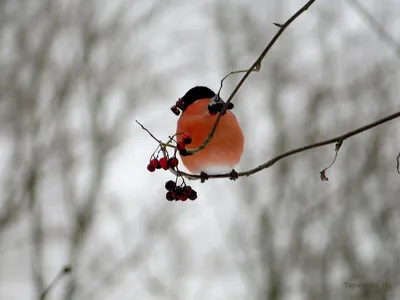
[175, 86, 244, 180]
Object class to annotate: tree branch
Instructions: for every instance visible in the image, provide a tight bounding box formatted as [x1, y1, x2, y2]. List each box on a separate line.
[186, 0, 317, 155]
[175, 110, 400, 180]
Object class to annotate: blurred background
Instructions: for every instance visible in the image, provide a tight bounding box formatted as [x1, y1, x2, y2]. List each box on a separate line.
[0, 0, 400, 299]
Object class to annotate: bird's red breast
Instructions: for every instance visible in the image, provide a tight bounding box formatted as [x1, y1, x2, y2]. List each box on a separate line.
[176, 89, 244, 174]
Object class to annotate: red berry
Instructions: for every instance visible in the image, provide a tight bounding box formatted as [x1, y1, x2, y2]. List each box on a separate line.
[165, 180, 176, 191]
[147, 164, 155, 172]
[174, 186, 183, 199]
[188, 190, 197, 200]
[183, 186, 192, 196]
[150, 158, 159, 168]
[168, 157, 179, 168]
[179, 149, 190, 156]
[177, 141, 186, 151]
[182, 134, 192, 145]
[180, 194, 188, 201]
[176, 100, 185, 110]
[166, 191, 174, 201]
[171, 105, 180, 116]
[159, 157, 169, 170]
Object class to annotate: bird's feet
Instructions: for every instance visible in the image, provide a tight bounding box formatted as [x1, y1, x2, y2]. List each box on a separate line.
[200, 171, 209, 183]
[229, 169, 238, 181]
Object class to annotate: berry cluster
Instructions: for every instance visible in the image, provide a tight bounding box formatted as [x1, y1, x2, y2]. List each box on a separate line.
[165, 180, 197, 201]
[147, 156, 179, 172]
[171, 100, 186, 116]
[147, 133, 198, 201]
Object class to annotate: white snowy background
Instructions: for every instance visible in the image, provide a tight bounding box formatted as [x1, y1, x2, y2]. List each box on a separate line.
[1, 0, 400, 299]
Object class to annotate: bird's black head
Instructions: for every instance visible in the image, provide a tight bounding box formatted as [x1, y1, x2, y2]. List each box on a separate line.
[180, 86, 216, 107]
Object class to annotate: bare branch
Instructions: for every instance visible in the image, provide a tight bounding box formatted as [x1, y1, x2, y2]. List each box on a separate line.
[186, 0, 317, 155]
[40, 265, 72, 300]
[136, 120, 163, 144]
[136, 120, 175, 149]
[171, 110, 400, 180]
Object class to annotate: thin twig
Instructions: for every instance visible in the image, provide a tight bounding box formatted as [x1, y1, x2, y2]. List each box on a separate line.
[136, 120, 162, 143]
[320, 141, 343, 181]
[217, 67, 260, 97]
[40, 265, 72, 300]
[346, 0, 400, 61]
[136, 120, 175, 149]
[186, 0, 316, 155]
